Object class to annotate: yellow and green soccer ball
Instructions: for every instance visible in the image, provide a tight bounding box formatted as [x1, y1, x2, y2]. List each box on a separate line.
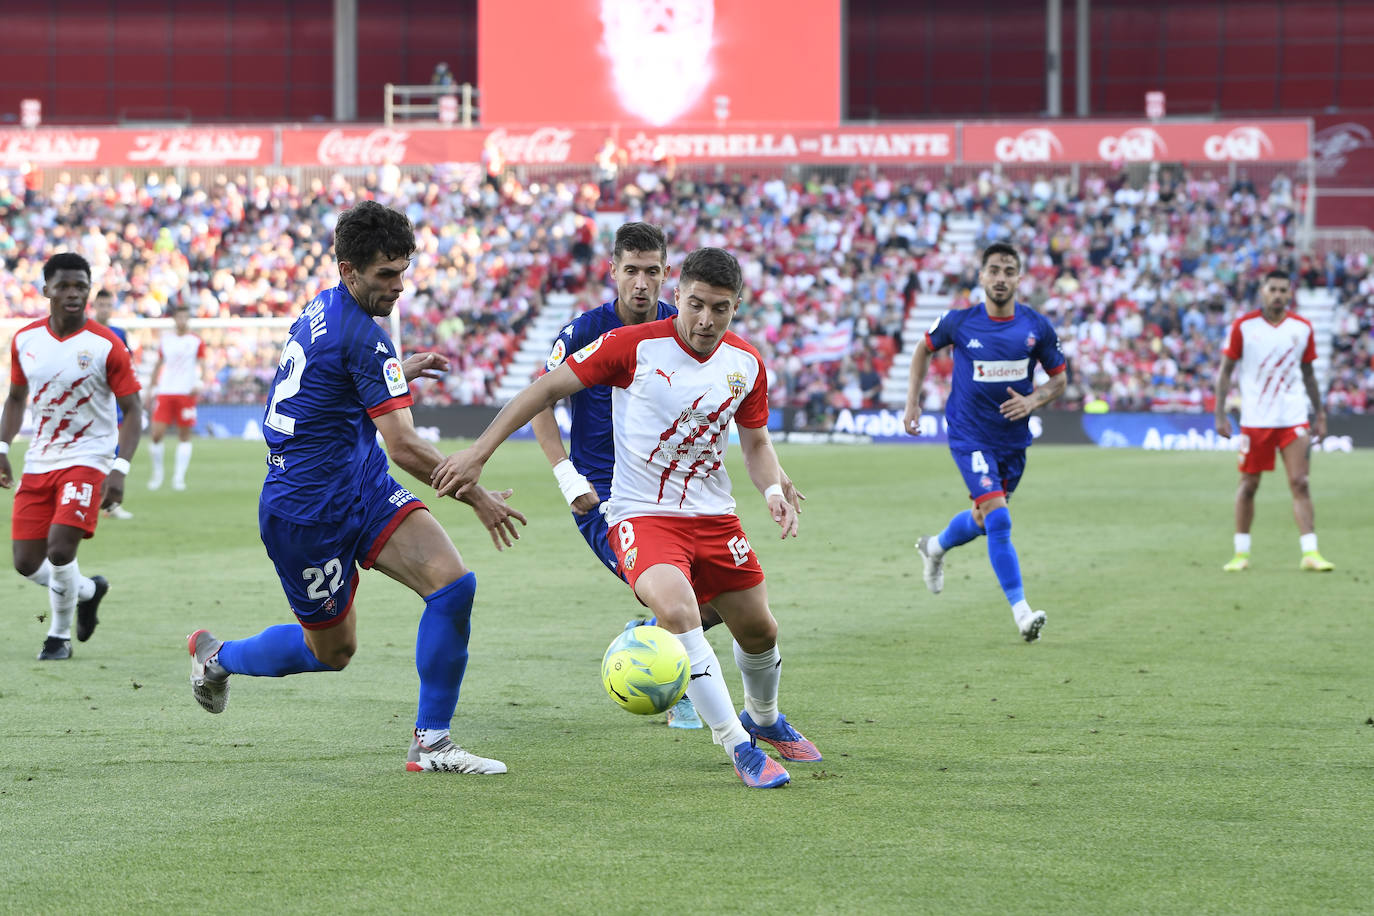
[601, 625, 690, 715]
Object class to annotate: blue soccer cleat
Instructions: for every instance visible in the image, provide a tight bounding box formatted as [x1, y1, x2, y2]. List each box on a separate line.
[665, 695, 703, 729]
[732, 740, 790, 788]
[740, 710, 822, 762]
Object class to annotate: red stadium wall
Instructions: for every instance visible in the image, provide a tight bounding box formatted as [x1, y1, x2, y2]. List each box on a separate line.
[2, 0, 1368, 125]
[0, 0, 476, 124]
[846, 0, 1374, 119]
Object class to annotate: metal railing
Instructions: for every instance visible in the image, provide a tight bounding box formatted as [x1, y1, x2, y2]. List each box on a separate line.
[383, 83, 479, 127]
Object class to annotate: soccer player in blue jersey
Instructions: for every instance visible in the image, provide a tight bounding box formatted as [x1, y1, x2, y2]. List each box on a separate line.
[92, 290, 134, 520]
[902, 242, 1066, 642]
[186, 200, 526, 774]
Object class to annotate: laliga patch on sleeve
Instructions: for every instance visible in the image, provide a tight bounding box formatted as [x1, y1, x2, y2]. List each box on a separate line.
[383, 357, 408, 396]
[572, 336, 604, 363]
[546, 338, 567, 372]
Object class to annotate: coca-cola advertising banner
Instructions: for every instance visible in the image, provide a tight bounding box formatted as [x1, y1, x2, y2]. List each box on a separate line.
[0, 127, 273, 168]
[478, 0, 842, 127]
[278, 125, 958, 167]
[963, 120, 1309, 164]
[0, 120, 1308, 169]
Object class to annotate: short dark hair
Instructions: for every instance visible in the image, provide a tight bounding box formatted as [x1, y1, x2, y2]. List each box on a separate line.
[612, 221, 667, 262]
[678, 247, 743, 295]
[43, 252, 92, 282]
[981, 242, 1021, 269]
[334, 200, 416, 270]
[94, 289, 113, 300]
[170, 301, 190, 314]
[1263, 269, 1291, 285]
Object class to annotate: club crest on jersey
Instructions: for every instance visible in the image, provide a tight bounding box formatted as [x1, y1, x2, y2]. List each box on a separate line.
[1026, 333, 1038, 349]
[623, 547, 638, 572]
[546, 339, 566, 371]
[726, 370, 746, 399]
[76, 350, 94, 370]
[979, 475, 995, 491]
[572, 336, 604, 363]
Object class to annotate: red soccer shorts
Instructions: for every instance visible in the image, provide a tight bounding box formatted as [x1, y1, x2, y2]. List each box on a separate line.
[153, 393, 198, 427]
[1237, 424, 1308, 474]
[11, 465, 106, 540]
[608, 514, 765, 605]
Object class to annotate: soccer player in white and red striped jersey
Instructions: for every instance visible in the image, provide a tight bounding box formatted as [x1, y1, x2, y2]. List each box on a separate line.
[0, 252, 143, 660]
[1214, 269, 1333, 572]
[146, 302, 205, 491]
[433, 247, 819, 789]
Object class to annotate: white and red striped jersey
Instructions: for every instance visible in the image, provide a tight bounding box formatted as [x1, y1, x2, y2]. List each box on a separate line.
[565, 318, 770, 525]
[10, 319, 140, 474]
[155, 332, 205, 394]
[1223, 309, 1317, 428]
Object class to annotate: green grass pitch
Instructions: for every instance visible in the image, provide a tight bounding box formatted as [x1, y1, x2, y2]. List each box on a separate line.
[2, 439, 1371, 914]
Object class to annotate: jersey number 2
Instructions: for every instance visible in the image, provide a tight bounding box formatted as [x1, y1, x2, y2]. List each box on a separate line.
[265, 340, 307, 436]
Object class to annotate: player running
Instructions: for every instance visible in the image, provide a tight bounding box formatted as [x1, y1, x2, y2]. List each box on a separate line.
[903, 242, 1066, 642]
[434, 247, 818, 789]
[530, 221, 802, 731]
[1213, 269, 1333, 572]
[185, 201, 526, 774]
[146, 302, 204, 492]
[1, 253, 140, 659]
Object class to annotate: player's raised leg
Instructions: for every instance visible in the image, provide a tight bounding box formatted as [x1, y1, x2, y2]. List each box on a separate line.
[371, 508, 506, 775]
[916, 509, 985, 595]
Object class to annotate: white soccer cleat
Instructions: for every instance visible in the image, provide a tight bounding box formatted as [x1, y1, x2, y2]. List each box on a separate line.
[172, 478, 187, 491]
[916, 536, 944, 595]
[188, 629, 230, 714]
[103, 504, 134, 519]
[1017, 610, 1047, 643]
[147, 472, 164, 491]
[406, 734, 507, 774]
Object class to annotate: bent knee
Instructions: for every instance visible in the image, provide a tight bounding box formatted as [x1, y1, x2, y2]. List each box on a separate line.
[311, 640, 356, 670]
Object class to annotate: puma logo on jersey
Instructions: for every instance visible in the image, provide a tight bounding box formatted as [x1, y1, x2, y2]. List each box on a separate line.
[655, 369, 676, 386]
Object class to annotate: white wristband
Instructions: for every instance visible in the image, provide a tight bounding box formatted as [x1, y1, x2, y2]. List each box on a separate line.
[552, 458, 593, 505]
[763, 483, 784, 501]
[0, 441, 9, 456]
[110, 457, 131, 475]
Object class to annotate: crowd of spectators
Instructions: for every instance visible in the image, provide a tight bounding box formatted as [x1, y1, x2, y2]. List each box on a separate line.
[0, 159, 1370, 419]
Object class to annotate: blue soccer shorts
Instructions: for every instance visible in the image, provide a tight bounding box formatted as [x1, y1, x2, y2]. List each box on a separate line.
[259, 474, 426, 629]
[949, 445, 1027, 505]
[571, 475, 624, 580]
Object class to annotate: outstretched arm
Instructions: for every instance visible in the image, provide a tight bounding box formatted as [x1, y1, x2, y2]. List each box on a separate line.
[373, 405, 527, 550]
[432, 363, 588, 499]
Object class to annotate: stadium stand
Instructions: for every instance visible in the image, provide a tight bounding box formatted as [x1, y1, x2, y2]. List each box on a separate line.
[1, 162, 1370, 420]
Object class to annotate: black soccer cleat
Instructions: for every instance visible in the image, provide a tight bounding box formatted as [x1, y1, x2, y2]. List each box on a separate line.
[38, 636, 72, 660]
[76, 575, 109, 642]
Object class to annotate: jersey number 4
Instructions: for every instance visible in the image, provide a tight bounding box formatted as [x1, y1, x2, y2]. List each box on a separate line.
[265, 340, 307, 436]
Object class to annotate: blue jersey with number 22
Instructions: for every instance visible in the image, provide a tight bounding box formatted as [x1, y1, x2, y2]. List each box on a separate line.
[259, 284, 413, 523]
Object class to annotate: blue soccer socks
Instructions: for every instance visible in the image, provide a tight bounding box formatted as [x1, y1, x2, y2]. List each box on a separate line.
[216, 624, 337, 677]
[414, 572, 476, 731]
[983, 506, 1026, 606]
[937, 509, 985, 552]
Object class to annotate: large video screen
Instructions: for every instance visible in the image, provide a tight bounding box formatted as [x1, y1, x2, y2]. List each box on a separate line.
[478, 0, 841, 126]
